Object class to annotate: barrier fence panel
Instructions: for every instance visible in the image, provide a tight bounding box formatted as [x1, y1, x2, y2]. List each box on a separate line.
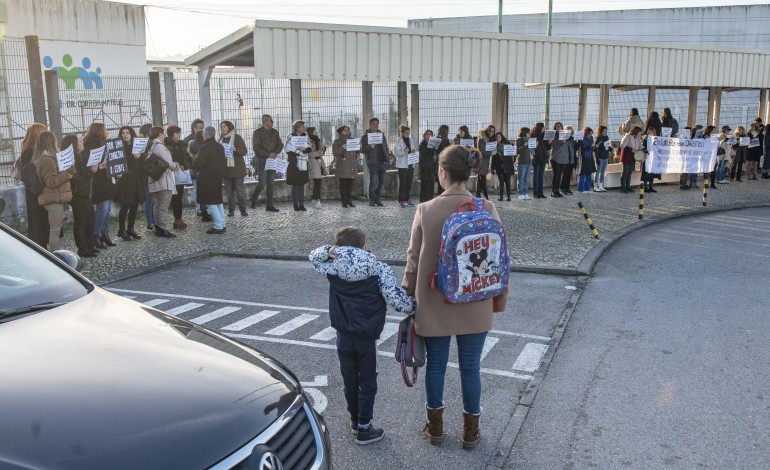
[419, 84, 492, 139]
[173, 73, 202, 134]
[0, 37, 36, 185]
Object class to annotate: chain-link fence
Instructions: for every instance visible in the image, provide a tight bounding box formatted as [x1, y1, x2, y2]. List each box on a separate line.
[0, 37, 36, 185]
[419, 84, 492, 139]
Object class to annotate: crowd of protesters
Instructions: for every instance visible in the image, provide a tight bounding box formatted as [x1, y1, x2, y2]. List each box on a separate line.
[11, 109, 768, 257]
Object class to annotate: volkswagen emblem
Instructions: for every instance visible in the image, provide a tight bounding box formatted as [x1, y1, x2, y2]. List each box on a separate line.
[258, 451, 284, 470]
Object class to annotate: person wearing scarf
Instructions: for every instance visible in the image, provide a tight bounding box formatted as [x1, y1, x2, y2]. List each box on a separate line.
[218, 120, 249, 217]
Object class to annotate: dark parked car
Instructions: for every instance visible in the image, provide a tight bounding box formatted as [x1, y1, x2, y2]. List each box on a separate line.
[0, 222, 331, 469]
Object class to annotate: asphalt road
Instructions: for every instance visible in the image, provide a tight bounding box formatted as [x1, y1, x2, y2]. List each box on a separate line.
[508, 207, 770, 469]
[106, 255, 577, 470]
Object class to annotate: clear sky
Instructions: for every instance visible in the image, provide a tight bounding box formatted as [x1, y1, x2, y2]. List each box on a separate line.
[123, 0, 768, 59]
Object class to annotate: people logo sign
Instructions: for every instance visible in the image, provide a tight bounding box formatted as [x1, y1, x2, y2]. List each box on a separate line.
[433, 198, 510, 303]
[43, 54, 104, 90]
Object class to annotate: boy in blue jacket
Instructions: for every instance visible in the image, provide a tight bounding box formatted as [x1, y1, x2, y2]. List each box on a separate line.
[309, 226, 415, 445]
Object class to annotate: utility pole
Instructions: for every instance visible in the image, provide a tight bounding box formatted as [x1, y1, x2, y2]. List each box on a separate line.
[498, 0, 503, 33]
[544, 0, 553, 128]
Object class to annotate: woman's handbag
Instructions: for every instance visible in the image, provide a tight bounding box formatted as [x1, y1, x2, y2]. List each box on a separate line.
[394, 314, 425, 387]
[143, 152, 169, 181]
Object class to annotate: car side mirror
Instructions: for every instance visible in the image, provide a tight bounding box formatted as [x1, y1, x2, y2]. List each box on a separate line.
[53, 250, 84, 272]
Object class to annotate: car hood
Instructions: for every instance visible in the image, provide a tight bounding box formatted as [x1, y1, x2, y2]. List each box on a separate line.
[0, 288, 300, 470]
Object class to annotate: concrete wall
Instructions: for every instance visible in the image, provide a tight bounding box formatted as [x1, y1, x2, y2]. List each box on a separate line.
[409, 5, 770, 51]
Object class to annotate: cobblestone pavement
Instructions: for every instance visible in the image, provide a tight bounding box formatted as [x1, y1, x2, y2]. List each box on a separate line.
[61, 179, 770, 283]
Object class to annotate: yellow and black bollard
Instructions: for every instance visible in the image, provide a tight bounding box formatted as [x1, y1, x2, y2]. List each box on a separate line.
[638, 182, 645, 220]
[578, 202, 599, 239]
[702, 174, 708, 207]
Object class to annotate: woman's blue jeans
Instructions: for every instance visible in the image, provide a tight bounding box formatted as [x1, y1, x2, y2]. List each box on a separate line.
[595, 158, 608, 185]
[92, 200, 111, 235]
[716, 160, 728, 181]
[424, 331, 488, 414]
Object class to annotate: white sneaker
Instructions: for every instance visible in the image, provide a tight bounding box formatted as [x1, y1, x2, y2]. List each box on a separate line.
[517, 195, 525, 200]
[599, 185, 607, 192]
[524, 195, 531, 200]
[314, 200, 321, 208]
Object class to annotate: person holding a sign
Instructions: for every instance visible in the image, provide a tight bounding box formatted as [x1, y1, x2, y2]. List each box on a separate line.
[746, 122, 763, 180]
[730, 126, 748, 182]
[219, 120, 249, 217]
[306, 127, 328, 209]
[530, 123, 548, 199]
[147, 127, 180, 238]
[113, 126, 146, 241]
[763, 126, 770, 179]
[83, 122, 115, 248]
[62, 134, 97, 257]
[361, 118, 390, 207]
[619, 126, 643, 193]
[164, 125, 193, 230]
[434, 125, 452, 197]
[477, 126, 497, 199]
[560, 125, 577, 195]
[286, 120, 312, 211]
[251, 114, 284, 212]
[618, 108, 645, 138]
[576, 128, 595, 194]
[418, 130, 438, 202]
[515, 128, 532, 200]
[393, 124, 417, 208]
[191, 127, 227, 234]
[549, 122, 569, 197]
[641, 116, 663, 193]
[593, 126, 610, 192]
[490, 132, 507, 201]
[332, 126, 360, 208]
[32, 131, 75, 252]
[716, 126, 732, 184]
[16, 123, 51, 248]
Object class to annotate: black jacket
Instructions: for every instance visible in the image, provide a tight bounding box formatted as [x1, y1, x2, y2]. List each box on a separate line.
[191, 139, 225, 205]
[327, 275, 386, 341]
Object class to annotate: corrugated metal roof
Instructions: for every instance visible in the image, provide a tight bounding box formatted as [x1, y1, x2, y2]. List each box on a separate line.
[194, 20, 770, 88]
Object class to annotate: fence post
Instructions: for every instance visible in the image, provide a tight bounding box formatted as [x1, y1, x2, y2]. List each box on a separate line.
[163, 72, 179, 126]
[362, 81, 373, 199]
[759, 89, 767, 124]
[410, 83, 419, 136]
[43, 70, 62, 140]
[687, 87, 698, 128]
[197, 66, 213, 127]
[25, 35, 47, 126]
[713, 87, 722, 126]
[577, 84, 588, 131]
[290, 79, 303, 122]
[647, 86, 656, 121]
[397, 81, 408, 128]
[707, 87, 716, 127]
[598, 84, 610, 127]
[491, 83, 509, 137]
[149, 72, 163, 126]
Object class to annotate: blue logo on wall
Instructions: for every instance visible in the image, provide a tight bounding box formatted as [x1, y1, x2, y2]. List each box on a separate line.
[43, 54, 103, 90]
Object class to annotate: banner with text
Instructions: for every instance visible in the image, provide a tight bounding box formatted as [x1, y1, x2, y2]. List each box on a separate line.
[644, 137, 717, 174]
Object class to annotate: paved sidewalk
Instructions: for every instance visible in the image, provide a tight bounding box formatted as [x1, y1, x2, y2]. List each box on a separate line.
[62, 179, 770, 283]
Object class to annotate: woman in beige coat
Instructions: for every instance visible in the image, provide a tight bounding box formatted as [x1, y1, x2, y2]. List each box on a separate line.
[306, 126, 327, 208]
[33, 131, 75, 251]
[402, 145, 509, 450]
[147, 126, 180, 238]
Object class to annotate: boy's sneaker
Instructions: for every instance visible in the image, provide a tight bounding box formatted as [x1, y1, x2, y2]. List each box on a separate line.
[356, 422, 385, 445]
[350, 421, 358, 434]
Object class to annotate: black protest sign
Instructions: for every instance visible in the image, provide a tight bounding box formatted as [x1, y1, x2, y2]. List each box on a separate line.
[105, 138, 127, 177]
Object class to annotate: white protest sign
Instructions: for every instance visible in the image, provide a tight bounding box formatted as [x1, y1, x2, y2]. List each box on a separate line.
[694, 128, 704, 139]
[558, 131, 570, 141]
[749, 138, 760, 148]
[56, 145, 75, 172]
[174, 168, 193, 185]
[544, 130, 556, 141]
[485, 142, 497, 152]
[573, 131, 584, 141]
[265, 158, 277, 171]
[346, 139, 360, 152]
[428, 137, 442, 149]
[291, 135, 308, 149]
[87, 146, 105, 167]
[710, 134, 720, 142]
[274, 158, 289, 175]
[661, 127, 672, 137]
[645, 136, 717, 174]
[739, 137, 750, 146]
[222, 143, 234, 159]
[460, 138, 474, 147]
[727, 136, 737, 145]
[503, 144, 516, 156]
[604, 140, 612, 150]
[528, 138, 537, 149]
[132, 137, 149, 155]
[367, 132, 383, 145]
[407, 151, 420, 165]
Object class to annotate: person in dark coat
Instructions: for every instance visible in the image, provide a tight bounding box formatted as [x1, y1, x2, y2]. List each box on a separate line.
[490, 132, 511, 201]
[165, 125, 192, 229]
[418, 130, 437, 202]
[84, 122, 115, 249]
[16, 123, 50, 248]
[114, 126, 145, 241]
[286, 120, 311, 211]
[192, 127, 226, 234]
[434, 125, 451, 196]
[62, 134, 98, 257]
[219, 120, 249, 217]
[530, 122, 549, 199]
[332, 125, 359, 208]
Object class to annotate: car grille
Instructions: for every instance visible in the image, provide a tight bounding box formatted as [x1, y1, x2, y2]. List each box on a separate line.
[265, 406, 318, 470]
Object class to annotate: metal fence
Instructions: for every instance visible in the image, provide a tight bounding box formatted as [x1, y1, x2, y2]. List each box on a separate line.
[419, 84, 492, 138]
[0, 37, 35, 185]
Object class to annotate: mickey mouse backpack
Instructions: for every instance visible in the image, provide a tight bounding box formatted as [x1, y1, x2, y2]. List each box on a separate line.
[430, 197, 510, 303]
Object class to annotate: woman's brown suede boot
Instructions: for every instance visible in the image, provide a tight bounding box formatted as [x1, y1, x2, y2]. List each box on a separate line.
[423, 407, 444, 444]
[462, 412, 480, 450]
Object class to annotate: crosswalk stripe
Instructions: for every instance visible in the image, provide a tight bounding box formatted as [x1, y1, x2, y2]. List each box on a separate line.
[165, 302, 205, 315]
[222, 310, 280, 331]
[190, 306, 241, 325]
[264, 314, 319, 336]
[512, 343, 549, 373]
[143, 299, 169, 307]
[376, 323, 400, 346]
[309, 326, 337, 341]
[481, 336, 500, 361]
[121, 295, 136, 300]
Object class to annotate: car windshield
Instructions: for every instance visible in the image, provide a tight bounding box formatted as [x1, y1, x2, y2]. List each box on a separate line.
[0, 228, 90, 315]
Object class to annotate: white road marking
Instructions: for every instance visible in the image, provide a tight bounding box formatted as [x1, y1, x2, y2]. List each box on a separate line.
[226, 333, 533, 380]
[264, 314, 319, 336]
[300, 375, 329, 387]
[299, 376, 329, 414]
[222, 310, 280, 331]
[309, 326, 337, 341]
[190, 306, 241, 325]
[481, 336, 499, 361]
[165, 302, 205, 315]
[376, 322, 400, 346]
[107, 288, 328, 312]
[512, 343, 549, 373]
[143, 299, 169, 307]
[121, 295, 136, 299]
[489, 330, 550, 342]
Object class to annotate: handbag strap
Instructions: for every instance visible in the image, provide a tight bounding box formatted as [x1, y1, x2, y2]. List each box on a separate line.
[399, 342, 419, 387]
